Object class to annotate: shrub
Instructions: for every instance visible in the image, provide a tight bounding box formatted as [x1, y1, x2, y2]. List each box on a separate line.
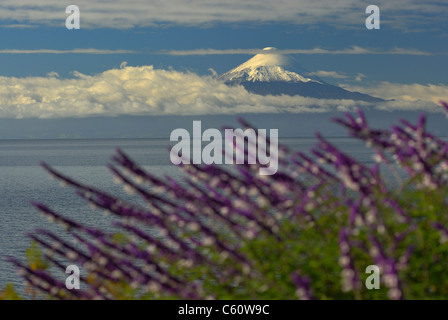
[2, 102, 448, 300]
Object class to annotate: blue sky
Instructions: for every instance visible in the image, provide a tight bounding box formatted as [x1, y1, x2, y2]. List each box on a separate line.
[1, 24, 447, 83]
[0, 0, 447, 118]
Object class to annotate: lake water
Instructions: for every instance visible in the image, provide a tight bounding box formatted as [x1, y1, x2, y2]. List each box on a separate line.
[0, 138, 374, 295]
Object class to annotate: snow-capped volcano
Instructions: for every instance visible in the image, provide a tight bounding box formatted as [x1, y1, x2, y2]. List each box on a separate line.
[219, 47, 383, 102]
[220, 47, 322, 84]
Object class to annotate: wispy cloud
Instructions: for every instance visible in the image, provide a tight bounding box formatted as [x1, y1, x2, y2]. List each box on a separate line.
[0, 0, 446, 30]
[308, 71, 348, 79]
[159, 46, 436, 56]
[0, 24, 38, 28]
[341, 82, 448, 105]
[0, 65, 443, 119]
[1, 47, 433, 56]
[308, 70, 368, 82]
[0, 48, 135, 54]
[355, 74, 366, 82]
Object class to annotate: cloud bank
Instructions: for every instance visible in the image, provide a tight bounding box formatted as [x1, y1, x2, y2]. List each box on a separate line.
[342, 82, 448, 106]
[0, 0, 446, 30]
[0, 65, 446, 119]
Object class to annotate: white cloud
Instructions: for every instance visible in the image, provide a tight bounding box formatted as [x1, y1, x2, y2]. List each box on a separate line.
[0, 65, 445, 119]
[0, 48, 134, 54]
[0, 65, 376, 119]
[0, 46, 435, 56]
[160, 46, 436, 56]
[0, 0, 446, 30]
[0, 24, 38, 28]
[208, 68, 218, 77]
[355, 73, 366, 82]
[46, 71, 59, 78]
[307, 70, 367, 82]
[308, 71, 348, 79]
[341, 82, 448, 105]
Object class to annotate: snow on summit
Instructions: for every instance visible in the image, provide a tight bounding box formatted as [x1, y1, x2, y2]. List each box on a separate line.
[235, 47, 286, 69]
[219, 47, 384, 102]
[219, 47, 321, 84]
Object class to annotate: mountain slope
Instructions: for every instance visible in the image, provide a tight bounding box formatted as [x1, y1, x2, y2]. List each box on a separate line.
[220, 47, 322, 84]
[219, 47, 384, 102]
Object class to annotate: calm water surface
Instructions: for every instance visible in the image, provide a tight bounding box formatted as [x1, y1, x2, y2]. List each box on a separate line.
[0, 138, 373, 294]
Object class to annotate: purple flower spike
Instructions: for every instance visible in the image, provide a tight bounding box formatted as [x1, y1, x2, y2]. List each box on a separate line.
[8, 109, 448, 300]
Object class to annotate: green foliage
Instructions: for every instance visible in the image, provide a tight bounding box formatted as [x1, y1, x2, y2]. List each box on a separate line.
[0, 284, 22, 300]
[26, 242, 49, 271]
[4, 107, 448, 299]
